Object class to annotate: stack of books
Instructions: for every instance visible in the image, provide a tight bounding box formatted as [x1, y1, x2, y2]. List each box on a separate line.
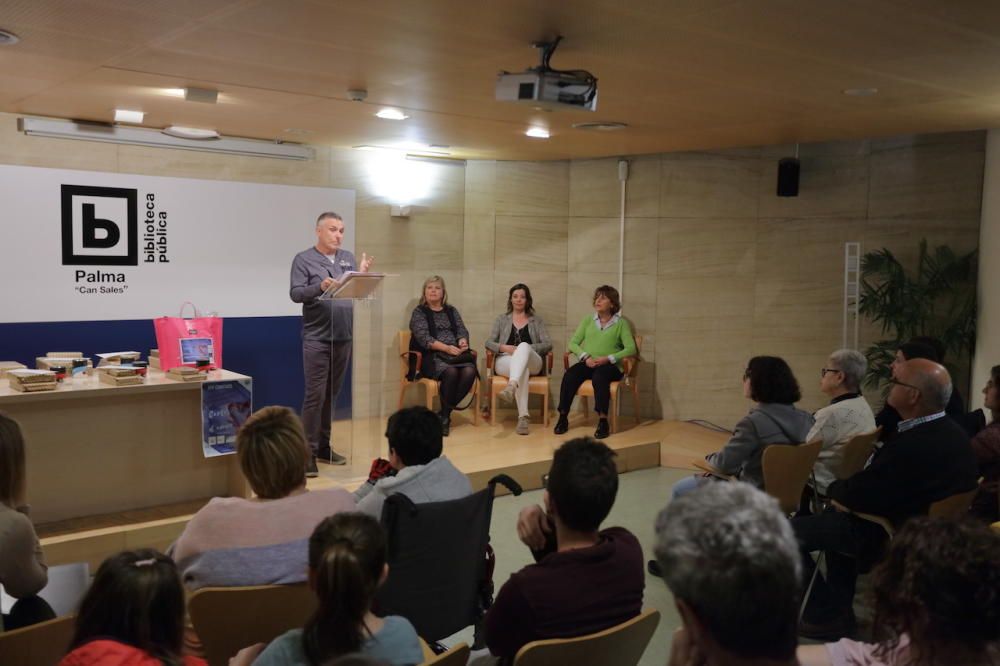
[167, 366, 206, 382]
[149, 349, 161, 369]
[0, 361, 27, 379]
[99, 366, 144, 386]
[8, 369, 58, 392]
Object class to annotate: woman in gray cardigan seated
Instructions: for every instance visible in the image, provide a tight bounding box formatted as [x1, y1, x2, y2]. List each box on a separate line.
[486, 284, 553, 435]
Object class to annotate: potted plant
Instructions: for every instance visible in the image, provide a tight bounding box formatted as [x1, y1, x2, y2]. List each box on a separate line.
[858, 239, 977, 391]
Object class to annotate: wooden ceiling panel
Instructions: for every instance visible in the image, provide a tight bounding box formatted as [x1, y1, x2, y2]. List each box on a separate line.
[1, 0, 999, 160]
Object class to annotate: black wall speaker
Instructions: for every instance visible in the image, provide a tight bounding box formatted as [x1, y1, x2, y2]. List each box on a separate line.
[777, 157, 800, 197]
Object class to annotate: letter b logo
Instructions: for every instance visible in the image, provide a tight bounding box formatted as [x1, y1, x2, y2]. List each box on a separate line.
[61, 185, 138, 265]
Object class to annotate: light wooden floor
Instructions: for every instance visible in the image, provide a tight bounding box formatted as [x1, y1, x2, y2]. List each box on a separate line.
[39, 415, 727, 569]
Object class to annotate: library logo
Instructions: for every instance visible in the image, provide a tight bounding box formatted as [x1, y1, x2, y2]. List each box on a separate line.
[61, 184, 138, 266]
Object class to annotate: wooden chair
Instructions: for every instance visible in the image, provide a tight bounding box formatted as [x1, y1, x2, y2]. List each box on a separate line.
[694, 440, 821, 515]
[762, 440, 823, 515]
[832, 487, 979, 540]
[829, 427, 881, 481]
[513, 608, 659, 666]
[0, 614, 75, 666]
[398, 331, 479, 424]
[562, 335, 642, 434]
[422, 642, 470, 665]
[485, 349, 553, 426]
[188, 584, 316, 666]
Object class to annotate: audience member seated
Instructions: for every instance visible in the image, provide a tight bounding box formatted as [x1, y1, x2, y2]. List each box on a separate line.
[971, 364, 1000, 523]
[875, 339, 968, 442]
[672, 356, 813, 497]
[409, 275, 477, 436]
[486, 283, 553, 435]
[793, 359, 979, 640]
[59, 549, 206, 666]
[484, 437, 644, 663]
[169, 406, 355, 590]
[250, 513, 423, 666]
[798, 517, 1000, 666]
[554, 285, 637, 439]
[654, 483, 802, 666]
[0, 412, 54, 632]
[808, 349, 877, 497]
[354, 406, 472, 518]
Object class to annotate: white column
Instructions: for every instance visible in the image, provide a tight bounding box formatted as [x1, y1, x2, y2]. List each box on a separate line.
[973, 129, 1000, 421]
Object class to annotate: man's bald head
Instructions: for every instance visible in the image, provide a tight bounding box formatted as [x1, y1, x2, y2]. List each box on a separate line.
[890, 358, 953, 418]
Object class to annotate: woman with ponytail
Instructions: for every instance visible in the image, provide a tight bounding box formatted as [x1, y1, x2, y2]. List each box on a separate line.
[253, 512, 422, 666]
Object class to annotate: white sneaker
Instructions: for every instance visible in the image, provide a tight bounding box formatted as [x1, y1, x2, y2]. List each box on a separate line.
[516, 416, 530, 435]
[497, 381, 517, 405]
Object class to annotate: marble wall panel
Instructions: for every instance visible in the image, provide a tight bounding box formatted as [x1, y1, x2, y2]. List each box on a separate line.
[465, 160, 496, 215]
[356, 206, 416, 272]
[656, 274, 756, 334]
[464, 213, 495, 272]
[625, 155, 662, 218]
[411, 213, 465, 271]
[660, 150, 762, 218]
[493, 270, 569, 329]
[658, 218, 757, 278]
[570, 158, 622, 218]
[869, 133, 985, 219]
[495, 160, 569, 216]
[493, 215, 569, 273]
[568, 217, 659, 275]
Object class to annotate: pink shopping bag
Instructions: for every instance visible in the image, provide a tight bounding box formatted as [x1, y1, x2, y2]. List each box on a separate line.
[153, 302, 223, 371]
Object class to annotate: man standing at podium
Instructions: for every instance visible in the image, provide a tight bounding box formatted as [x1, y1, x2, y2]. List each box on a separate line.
[290, 211, 374, 476]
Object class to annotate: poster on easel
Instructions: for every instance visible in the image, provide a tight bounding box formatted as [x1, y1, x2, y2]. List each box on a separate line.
[201, 378, 253, 457]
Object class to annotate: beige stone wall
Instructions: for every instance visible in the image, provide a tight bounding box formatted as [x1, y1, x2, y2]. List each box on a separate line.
[0, 112, 983, 428]
[464, 132, 984, 429]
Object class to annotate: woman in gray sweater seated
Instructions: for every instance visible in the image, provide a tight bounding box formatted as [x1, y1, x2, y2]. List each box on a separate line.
[485, 283, 553, 435]
[675, 356, 814, 497]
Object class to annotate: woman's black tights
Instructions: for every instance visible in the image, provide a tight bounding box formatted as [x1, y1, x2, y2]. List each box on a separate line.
[439, 365, 477, 416]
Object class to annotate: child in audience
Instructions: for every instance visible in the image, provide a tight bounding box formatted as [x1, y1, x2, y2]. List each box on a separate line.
[798, 518, 1000, 666]
[252, 512, 422, 666]
[60, 549, 206, 666]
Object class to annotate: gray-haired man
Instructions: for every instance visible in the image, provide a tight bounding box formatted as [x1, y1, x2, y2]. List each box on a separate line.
[654, 483, 802, 666]
[289, 212, 374, 475]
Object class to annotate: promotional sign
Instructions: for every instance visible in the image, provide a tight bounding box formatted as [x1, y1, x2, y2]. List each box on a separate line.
[0, 165, 355, 323]
[201, 377, 253, 457]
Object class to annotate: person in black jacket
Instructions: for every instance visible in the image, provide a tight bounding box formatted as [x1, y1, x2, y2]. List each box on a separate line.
[793, 358, 978, 641]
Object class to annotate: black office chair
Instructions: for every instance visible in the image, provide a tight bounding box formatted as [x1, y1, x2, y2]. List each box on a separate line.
[376, 474, 522, 649]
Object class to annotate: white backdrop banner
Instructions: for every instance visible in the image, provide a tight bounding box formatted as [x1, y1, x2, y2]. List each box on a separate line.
[0, 165, 355, 323]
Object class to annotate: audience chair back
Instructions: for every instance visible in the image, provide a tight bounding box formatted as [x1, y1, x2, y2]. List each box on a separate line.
[398, 330, 479, 423]
[0, 614, 74, 666]
[928, 488, 977, 519]
[422, 642, 471, 665]
[188, 583, 315, 666]
[831, 427, 881, 481]
[485, 349, 553, 426]
[512, 608, 660, 666]
[762, 440, 822, 514]
[563, 335, 643, 434]
[376, 474, 522, 647]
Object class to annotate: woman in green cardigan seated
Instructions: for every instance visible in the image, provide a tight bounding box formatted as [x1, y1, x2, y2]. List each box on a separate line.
[555, 285, 637, 439]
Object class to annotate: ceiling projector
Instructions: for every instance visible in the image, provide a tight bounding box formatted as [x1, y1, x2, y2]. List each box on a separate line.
[496, 36, 598, 112]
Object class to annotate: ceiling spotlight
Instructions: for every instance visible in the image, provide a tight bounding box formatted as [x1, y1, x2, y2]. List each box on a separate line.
[0, 29, 19, 45]
[163, 88, 187, 97]
[843, 87, 878, 97]
[162, 126, 220, 140]
[375, 108, 409, 120]
[525, 127, 550, 139]
[114, 109, 145, 124]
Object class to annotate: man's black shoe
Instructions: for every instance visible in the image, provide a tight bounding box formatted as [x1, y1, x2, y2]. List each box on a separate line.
[317, 450, 347, 466]
[595, 418, 610, 439]
[440, 414, 451, 437]
[553, 414, 569, 435]
[647, 559, 663, 577]
[306, 456, 319, 478]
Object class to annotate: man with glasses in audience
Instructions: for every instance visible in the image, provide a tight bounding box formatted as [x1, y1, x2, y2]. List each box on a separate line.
[484, 437, 644, 663]
[793, 358, 978, 640]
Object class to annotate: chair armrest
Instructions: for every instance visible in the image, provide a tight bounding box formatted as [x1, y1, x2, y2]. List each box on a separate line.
[830, 499, 895, 538]
[400, 350, 422, 369]
[692, 459, 735, 481]
[485, 349, 495, 367]
[563, 352, 572, 370]
[546, 351, 554, 373]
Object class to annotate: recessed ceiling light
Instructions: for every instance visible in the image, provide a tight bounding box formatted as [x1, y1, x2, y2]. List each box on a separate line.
[375, 108, 409, 120]
[114, 109, 145, 124]
[162, 126, 220, 140]
[843, 87, 879, 97]
[525, 127, 550, 139]
[163, 88, 187, 97]
[572, 121, 628, 132]
[0, 29, 19, 45]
